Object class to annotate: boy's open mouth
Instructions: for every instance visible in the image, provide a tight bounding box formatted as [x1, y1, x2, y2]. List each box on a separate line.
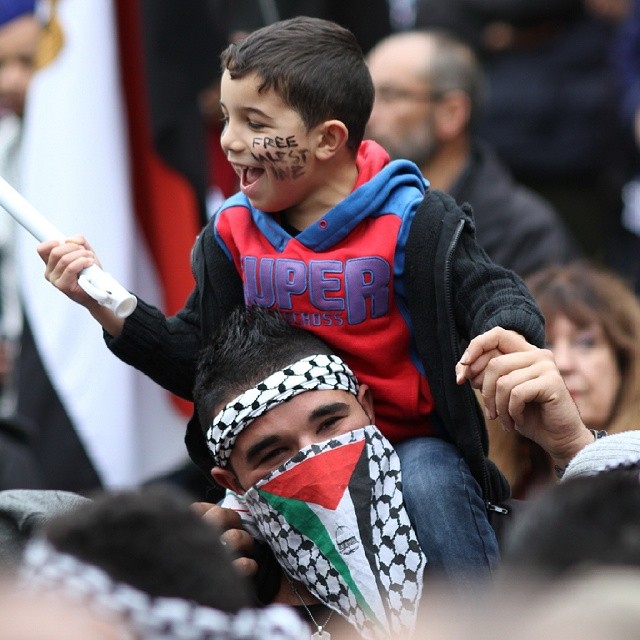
[240, 166, 265, 189]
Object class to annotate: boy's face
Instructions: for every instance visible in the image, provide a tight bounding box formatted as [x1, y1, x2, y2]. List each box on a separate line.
[212, 386, 373, 493]
[219, 70, 323, 215]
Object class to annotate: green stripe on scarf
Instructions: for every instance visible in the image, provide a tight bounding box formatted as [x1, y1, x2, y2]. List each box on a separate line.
[259, 490, 379, 625]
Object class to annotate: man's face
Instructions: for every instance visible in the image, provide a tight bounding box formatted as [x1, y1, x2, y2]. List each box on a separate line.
[216, 387, 373, 492]
[365, 36, 439, 168]
[0, 15, 39, 117]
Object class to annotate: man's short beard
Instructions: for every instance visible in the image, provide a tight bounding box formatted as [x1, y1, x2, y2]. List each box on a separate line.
[388, 136, 437, 169]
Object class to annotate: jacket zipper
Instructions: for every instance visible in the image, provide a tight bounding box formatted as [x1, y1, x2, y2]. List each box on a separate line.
[443, 218, 491, 502]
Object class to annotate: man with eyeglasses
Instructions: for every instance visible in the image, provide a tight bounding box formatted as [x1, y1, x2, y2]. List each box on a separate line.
[365, 30, 579, 278]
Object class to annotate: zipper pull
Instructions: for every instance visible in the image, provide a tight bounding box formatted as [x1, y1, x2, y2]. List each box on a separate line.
[486, 502, 509, 515]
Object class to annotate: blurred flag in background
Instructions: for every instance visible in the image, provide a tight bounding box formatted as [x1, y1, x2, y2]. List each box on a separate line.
[16, 0, 219, 488]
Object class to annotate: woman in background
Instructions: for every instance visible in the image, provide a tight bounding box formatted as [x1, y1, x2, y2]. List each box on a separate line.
[488, 261, 640, 497]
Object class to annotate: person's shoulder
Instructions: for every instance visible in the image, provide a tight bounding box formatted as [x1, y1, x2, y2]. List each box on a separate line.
[467, 141, 558, 219]
[0, 490, 90, 569]
[413, 188, 471, 226]
[0, 489, 90, 522]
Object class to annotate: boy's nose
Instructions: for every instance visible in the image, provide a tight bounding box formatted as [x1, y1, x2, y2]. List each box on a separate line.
[220, 123, 243, 156]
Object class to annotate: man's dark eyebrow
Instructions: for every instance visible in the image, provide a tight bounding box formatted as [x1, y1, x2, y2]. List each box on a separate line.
[245, 435, 281, 463]
[308, 401, 350, 422]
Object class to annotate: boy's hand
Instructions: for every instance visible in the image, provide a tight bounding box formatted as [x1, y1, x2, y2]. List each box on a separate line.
[191, 501, 258, 577]
[38, 236, 126, 337]
[455, 327, 533, 388]
[38, 235, 99, 308]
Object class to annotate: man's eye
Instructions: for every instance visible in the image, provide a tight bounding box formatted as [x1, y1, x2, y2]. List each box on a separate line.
[259, 447, 287, 465]
[318, 417, 341, 433]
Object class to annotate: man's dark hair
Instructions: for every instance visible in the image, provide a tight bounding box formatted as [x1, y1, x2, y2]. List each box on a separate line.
[193, 306, 334, 430]
[502, 469, 640, 579]
[42, 487, 253, 611]
[221, 16, 374, 152]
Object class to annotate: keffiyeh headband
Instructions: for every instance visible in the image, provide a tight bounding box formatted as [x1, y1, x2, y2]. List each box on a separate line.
[206, 354, 359, 468]
[19, 539, 308, 640]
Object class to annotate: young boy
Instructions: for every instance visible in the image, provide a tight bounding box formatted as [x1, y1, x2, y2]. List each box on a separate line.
[39, 16, 544, 583]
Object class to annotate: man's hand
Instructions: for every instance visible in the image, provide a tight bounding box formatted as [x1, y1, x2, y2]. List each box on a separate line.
[192, 502, 258, 577]
[456, 327, 594, 469]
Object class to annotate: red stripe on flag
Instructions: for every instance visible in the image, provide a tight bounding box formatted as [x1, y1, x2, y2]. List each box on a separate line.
[114, 0, 200, 315]
[114, 0, 202, 416]
[260, 439, 366, 510]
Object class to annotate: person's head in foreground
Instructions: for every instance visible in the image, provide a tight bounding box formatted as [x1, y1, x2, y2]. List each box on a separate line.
[17, 486, 308, 640]
[193, 306, 426, 640]
[0, 581, 125, 640]
[413, 567, 640, 640]
[501, 462, 640, 580]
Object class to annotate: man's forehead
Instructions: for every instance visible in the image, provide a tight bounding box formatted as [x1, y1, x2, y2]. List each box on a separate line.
[232, 389, 353, 441]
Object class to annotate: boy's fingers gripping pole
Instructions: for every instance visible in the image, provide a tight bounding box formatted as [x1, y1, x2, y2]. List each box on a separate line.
[0, 175, 137, 319]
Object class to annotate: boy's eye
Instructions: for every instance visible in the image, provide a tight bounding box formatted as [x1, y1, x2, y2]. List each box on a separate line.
[248, 120, 265, 131]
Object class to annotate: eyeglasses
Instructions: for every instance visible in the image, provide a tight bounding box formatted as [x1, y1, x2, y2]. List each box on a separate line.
[374, 85, 443, 105]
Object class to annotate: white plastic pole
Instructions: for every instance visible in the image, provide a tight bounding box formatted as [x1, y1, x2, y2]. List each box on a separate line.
[0, 174, 137, 318]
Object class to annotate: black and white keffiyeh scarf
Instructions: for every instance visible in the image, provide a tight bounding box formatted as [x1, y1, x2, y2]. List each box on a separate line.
[19, 539, 309, 640]
[206, 354, 359, 468]
[243, 426, 426, 640]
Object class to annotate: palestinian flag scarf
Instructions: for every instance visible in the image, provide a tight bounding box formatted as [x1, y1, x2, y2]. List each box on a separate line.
[244, 426, 426, 639]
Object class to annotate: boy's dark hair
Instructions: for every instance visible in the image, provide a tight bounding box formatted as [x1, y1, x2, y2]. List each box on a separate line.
[221, 16, 374, 153]
[42, 487, 252, 611]
[193, 306, 334, 430]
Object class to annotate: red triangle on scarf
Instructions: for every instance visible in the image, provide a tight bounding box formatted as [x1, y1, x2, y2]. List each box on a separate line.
[260, 439, 366, 510]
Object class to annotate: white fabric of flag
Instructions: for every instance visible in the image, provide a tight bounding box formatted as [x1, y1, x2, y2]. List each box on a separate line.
[17, 0, 187, 486]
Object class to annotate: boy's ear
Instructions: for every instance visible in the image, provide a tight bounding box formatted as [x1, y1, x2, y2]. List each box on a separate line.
[211, 467, 245, 494]
[315, 119, 349, 159]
